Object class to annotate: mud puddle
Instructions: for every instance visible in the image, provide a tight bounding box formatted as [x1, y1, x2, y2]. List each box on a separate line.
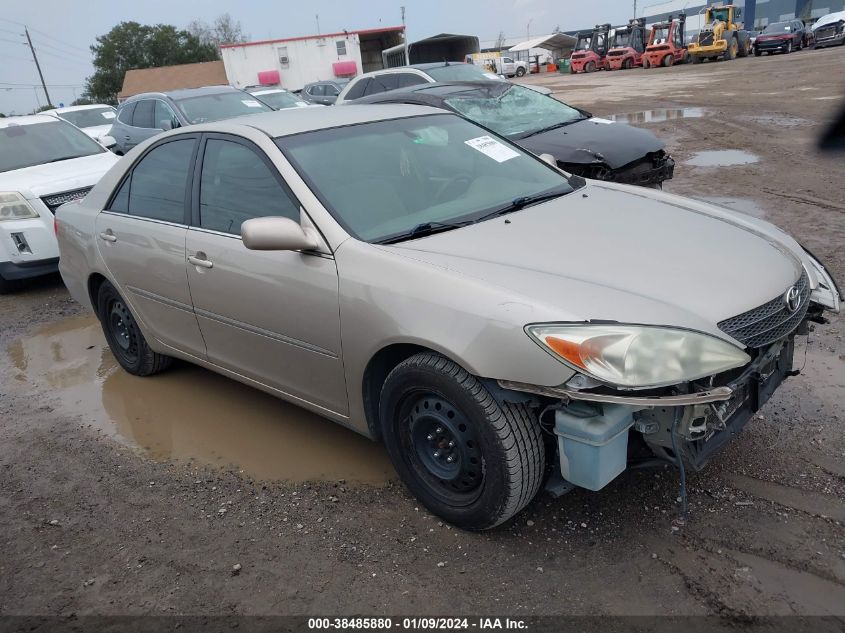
[685, 150, 759, 167]
[6, 316, 395, 484]
[608, 107, 707, 124]
[702, 197, 768, 218]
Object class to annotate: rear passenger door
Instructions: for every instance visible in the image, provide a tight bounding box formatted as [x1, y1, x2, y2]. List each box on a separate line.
[124, 99, 162, 151]
[184, 134, 347, 414]
[95, 135, 206, 358]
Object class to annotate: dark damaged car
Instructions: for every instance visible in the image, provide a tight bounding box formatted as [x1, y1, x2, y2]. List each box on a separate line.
[353, 82, 674, 187]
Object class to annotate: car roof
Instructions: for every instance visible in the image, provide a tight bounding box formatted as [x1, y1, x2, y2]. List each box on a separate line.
[0, 114, 64, 128]
[305, 79, 349, 86]
[46, 104, 115, 114]
[124, 85, 240, 103]
[159, 103, 445, 138]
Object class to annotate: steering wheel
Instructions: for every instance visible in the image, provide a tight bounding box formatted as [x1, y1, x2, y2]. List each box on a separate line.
[434, 174, 474, 204]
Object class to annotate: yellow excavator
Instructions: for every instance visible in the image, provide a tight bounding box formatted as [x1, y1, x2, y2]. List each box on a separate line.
[687, 4, 752, 63]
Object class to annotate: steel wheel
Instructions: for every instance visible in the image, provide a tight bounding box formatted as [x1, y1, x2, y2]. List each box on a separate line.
[106, 296, 140, 367]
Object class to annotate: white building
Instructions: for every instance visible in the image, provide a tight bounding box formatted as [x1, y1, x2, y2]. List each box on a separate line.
[221, 26, 405, 91]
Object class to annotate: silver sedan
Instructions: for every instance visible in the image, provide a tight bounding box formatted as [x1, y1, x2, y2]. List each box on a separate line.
[56, 105, 840, 530]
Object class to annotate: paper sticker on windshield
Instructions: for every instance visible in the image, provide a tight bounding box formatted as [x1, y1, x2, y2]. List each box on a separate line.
[464, 136, 519, 163]
[101, 111, 116, 119]
[590, 117, 614, 124]
[242, 99, 264, 108]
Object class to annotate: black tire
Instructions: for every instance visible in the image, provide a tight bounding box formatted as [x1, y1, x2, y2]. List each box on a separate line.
[723, 37, 737, 60]
[691, 55, 703, 64]
[754, 48, 761, 56]
[642, 57, 650, 69]
[0, 274, 12, 294]
[623, 57, 633, 69]
[97, 280, 172, 376]
[585, 60, 596, 73]
[379, 352, 544, 530]
[515, 66, 526, 77]
[785, 41, 793, 54]
[662, 53, 673, 67]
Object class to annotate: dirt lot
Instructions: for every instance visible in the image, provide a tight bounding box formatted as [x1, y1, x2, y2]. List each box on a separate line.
[1, 49, 845, 624]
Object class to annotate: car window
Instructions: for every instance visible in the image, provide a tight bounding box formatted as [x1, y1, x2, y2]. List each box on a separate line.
[426, 64, 503, 82]
[310, 84, 325, 97]
[198, 139, 299, 235]
[343, 78, 371, 101]
[444, 84, 587, 138]
[109, 138, 195, 223]
[117, 102, 136, 124]
[0, 120, 104, 173]
[154, 100, 178, 129]
[364, 74, 399, 96]
[173, 91, 271, 124]
[397, 73, 427, 88]
[131, 100, 155, 128]
[56, 107, 116, 129]
[278, 113, 573, 242]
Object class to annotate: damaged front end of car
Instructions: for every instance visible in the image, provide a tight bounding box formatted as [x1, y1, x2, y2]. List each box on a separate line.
[498, 256, 840, 495]
[560, 149, 674, 188]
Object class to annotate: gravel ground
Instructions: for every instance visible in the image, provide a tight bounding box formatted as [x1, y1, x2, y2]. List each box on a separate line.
[1, 48, 844, 622]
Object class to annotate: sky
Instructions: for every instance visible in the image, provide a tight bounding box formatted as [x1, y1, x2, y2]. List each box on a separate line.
[1, 0, 638, 114]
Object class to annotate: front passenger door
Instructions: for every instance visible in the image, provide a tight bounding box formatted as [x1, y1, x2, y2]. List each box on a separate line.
[185, 134, 347, 415]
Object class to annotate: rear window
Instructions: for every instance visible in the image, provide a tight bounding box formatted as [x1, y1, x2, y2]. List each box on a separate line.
[426, 64, 503, 82]
[56, 107, 116, 129]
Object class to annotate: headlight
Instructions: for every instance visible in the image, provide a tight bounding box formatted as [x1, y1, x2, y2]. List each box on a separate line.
[526, 324, 751, 389]
[0, 192, 39, 221]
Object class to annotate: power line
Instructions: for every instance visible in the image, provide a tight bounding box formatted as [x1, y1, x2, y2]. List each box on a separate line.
[28, 26, 91, 54]
[29, 37, 92, 62]
[0, 81, 84, 87]
[35, 47, 92, 67]
[0, 36, 26, 45]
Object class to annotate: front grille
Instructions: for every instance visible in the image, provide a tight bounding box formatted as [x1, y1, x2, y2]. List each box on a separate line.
[41, 186, 93, 214]
[718, 271, 810, 348]
[698, 32, 714, 46]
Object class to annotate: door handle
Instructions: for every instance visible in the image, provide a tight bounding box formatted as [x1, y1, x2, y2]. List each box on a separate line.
[188, 254, 213, 269]
[98, 230, 117, 243]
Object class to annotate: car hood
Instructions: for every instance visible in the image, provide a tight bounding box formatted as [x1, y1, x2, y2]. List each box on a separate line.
[385, 183, 803, 341]
[0, 151, 119, 199]
[81, 124, 114, 140]
[516, 118, 665, 169]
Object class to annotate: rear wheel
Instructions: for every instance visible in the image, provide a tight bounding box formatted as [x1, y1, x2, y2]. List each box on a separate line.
[585, 60, 596, 73]
[623, 57, 633, 69]
[515, 66, 526, 77]
[379, 352, 545, 530]
[97, 281, 172, 376]
[569, 64, 577, 74]
[682, 51, 691, 64]
[642, 57, 650, 69]
[662, 53, 673, 67]
[723, 37, 738, 60]
[691, 55, 703, 64]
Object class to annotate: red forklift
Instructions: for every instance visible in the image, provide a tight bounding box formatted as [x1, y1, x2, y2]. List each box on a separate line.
[569, 23, 611, 73]
[606, 18, 648, 70]
[642, 13, 690, 68]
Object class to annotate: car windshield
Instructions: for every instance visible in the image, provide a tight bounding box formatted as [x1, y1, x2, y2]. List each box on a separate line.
[252, 91, 308, 110]
[174, 92, 272, 124]
[56, 107, 116, 129]
[763, 22, 792, 33]
[0, 120, 105, 173]
[425, 64, 503, 82]
[277, 114, 575, 242]
[710, 8, 730, 22]
[444, 84, 587, 138]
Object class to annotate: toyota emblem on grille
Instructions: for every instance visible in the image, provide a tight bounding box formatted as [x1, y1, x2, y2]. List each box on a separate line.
[784, 285, 801, 313]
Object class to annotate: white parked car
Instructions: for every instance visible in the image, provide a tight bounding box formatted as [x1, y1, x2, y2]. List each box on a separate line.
[42, 104, 118, 149]
[0, 114, 119, 292]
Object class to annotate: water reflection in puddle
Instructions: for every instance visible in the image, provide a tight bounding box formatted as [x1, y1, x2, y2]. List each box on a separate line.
[608, 107, 708, 124]
[686, 150, 759, 167]
[7, 317, 395, 484]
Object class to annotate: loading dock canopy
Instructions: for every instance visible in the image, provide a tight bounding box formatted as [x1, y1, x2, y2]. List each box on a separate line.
[508, 32, 577, 53]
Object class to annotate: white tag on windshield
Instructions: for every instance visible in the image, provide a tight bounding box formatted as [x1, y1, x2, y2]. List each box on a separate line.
[590, 117, 614, 124]
[242, 99, 263, 108]
[101, 111, 116, 119]
[464, 135, 519, 163]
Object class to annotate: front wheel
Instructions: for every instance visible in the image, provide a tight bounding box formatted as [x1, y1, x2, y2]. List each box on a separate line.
[785, 41, 793, 54]
[379, 353, 545, 530]
[97, 281, 172, 376]
[754, 48, 762, 56]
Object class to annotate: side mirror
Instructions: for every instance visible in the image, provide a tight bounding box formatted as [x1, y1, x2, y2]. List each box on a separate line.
[160, 119, 175, 131]
[539, 153, 557, 167]
[241, 216, 318, 251]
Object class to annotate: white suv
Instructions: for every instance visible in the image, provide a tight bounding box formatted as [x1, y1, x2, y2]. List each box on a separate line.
[0, 115, 119, 292]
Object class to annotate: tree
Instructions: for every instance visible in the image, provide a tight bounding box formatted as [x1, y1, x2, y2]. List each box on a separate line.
[188, 13, 249, 48]
[71, 97, 94, 106]
[85, 22, 219, 104]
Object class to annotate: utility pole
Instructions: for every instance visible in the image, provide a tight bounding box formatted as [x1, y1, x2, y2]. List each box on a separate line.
[315, 15, 320, 35]
[527, 18, 533, 41]
[634, 0, 638, 17]
[24, 27, 52, 108]
[401, 6, 410, 66]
